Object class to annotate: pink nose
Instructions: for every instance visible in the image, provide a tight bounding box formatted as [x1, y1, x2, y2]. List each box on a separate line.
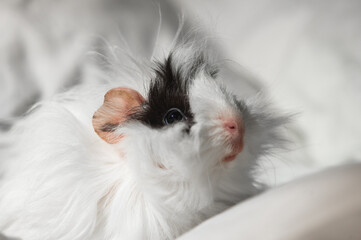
[221, 116, 245, 162]
[223, 119, 239, 135]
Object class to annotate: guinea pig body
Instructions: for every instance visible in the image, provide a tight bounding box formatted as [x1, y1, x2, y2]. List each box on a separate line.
[0, 41, 287, 240]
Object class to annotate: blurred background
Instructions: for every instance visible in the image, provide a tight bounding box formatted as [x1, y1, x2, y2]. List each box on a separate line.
[0, 0, 360, 186]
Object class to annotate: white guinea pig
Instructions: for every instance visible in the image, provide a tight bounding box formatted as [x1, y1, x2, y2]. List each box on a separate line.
[0, 40, 287, 240]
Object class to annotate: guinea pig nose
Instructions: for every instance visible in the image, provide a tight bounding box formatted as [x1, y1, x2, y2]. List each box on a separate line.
[219, 115, 244, 140]
[220, 116, 245, 162]
[223, 119, 238, 135]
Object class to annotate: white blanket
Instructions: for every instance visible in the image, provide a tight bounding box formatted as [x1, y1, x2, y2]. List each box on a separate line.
[179, 164, 361, 240]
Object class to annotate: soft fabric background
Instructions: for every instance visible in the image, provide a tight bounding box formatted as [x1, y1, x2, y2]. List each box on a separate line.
[178, 163, 361, 240]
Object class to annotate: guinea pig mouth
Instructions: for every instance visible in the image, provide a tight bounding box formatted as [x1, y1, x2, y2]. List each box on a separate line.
[222, 144, 243, 162]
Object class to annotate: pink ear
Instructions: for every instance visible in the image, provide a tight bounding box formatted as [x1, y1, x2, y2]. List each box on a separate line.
[92, 88, 145, 144]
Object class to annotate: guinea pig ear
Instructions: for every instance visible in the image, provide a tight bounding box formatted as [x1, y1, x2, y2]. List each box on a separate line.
[92, 87, 145, 144]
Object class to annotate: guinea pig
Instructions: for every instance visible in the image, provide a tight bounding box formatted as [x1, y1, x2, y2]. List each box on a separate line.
[0, 39, 287, 240]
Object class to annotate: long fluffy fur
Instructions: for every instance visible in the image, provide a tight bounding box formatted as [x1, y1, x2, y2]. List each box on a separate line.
[0, 41, 287, 240]
[0, 2, 288, 240]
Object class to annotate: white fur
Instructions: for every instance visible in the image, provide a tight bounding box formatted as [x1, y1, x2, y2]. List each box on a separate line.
[0, 2, 288, 239]
[0, 39, 287, 239]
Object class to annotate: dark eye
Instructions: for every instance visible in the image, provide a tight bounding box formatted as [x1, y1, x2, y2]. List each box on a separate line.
[163, 108, 185, 125]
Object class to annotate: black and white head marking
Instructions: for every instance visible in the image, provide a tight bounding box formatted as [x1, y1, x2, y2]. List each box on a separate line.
[130, 54, 196, 129]
[130, 46, 219, 131]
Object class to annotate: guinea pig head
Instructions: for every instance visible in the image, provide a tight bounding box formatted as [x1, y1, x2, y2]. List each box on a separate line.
[93, 54, 247, 172]
[91, 43, 287, 214]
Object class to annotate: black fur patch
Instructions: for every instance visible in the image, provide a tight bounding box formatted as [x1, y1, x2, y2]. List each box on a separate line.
[130, 54, 194, 129]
